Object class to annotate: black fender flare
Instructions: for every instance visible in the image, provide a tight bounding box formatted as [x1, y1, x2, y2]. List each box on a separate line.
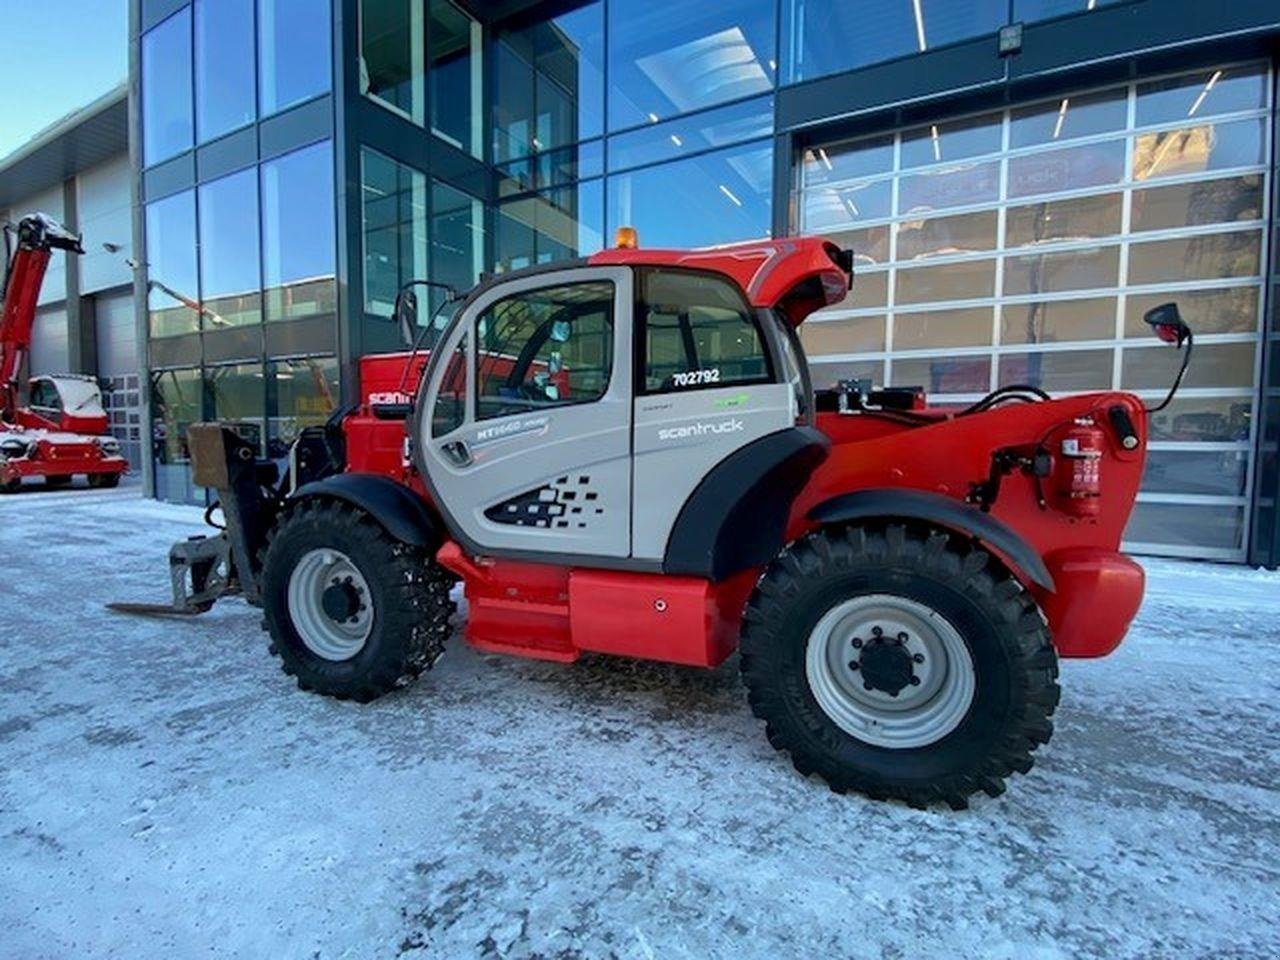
[664, 427, 831, 581]
[807, 488, 1055, 592]
[292, 473, 442, 549]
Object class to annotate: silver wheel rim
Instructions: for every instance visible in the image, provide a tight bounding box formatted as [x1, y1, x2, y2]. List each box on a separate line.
[286, 548, 374, 661]
[805, 594, 976, 749]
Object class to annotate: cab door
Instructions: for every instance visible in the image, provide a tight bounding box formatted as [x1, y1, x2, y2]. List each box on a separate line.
[629, 268, 798, 562]
[416, 266, 634, 559]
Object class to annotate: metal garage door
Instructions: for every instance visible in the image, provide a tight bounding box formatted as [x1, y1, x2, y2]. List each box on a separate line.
[797, 63, 1272, 561]
[29, 305, 69, 377]
[95, 290, 143, 469]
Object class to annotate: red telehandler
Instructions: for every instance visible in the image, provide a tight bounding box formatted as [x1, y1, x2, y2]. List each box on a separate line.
[114, 232, 1194, 808]
[1, 213, 128, 491]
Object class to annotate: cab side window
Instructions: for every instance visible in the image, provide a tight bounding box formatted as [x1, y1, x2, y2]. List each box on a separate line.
[30, 380, 61, 410]
[475, 281, 614, 421]
[640, 269, 771, 394]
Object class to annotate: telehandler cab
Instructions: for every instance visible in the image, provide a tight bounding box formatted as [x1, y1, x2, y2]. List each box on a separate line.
[114, 233, 1194, 808]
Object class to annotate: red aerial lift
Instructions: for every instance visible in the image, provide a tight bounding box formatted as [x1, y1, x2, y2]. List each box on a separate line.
[115, 232, 1195, 808]
[0, 213, 128, 491]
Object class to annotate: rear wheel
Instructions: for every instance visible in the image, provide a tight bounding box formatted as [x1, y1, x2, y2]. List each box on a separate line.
[87, 472, 119, 488]
[740, 523, 1059, 808]
[0, 477, 19, 494]
[261, 499, 455, 702]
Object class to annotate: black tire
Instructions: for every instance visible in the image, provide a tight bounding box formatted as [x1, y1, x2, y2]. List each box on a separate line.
[740, 523, 1059, 809]
[0, 477, 19, 494]
[261, 499, 456, 702]
[45, 475, 73, 488]
[87, 472, 120, 488]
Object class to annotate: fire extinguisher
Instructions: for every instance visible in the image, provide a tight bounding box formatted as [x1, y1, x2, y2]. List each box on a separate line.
[1051, 418, 1104, 518]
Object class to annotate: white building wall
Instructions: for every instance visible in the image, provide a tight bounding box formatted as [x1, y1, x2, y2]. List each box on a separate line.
[78, 155, 133, 295]
[18, 184, 68, 307]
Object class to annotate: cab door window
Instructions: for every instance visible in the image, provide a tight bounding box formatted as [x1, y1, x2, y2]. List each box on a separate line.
[639, 268, 772, 393]
[475, 281, 614, 420]
[430, 332, 469, 437]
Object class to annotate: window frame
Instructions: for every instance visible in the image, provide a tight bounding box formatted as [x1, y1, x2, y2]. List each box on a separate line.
[472, 278, 618, 422]
[633, 266, 778, 397]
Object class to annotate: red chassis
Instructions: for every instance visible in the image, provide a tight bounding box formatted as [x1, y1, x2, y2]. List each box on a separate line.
[343, 239, 1146, 669]
[0, 427, 128, 490]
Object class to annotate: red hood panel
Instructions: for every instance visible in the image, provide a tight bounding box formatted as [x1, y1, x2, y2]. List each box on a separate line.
[589, 237, 849, 324]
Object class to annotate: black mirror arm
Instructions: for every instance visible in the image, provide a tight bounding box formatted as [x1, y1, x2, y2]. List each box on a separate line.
[1146, 330, 1193, 414]
[395, 280, 463, 397]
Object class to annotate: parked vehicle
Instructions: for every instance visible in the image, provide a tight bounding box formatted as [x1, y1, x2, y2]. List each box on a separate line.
[114, 232, 1194, 808]
[1, 214, 126, 492]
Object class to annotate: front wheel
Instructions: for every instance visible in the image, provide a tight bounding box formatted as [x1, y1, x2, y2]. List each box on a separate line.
[740, 523, 1059, 808]
[87, 472, 120, 488]
[261, 499, 455, 702]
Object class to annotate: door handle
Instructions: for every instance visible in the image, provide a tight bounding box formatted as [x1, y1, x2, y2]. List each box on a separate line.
[440, 439, 472, 467]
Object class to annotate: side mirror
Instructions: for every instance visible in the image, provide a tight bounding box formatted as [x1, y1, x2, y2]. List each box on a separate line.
[395, 288, 418, 346]
[1143, 302, 1191, 348]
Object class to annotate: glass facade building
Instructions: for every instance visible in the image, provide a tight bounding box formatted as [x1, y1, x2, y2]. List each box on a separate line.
[131, 0, 1280, 565]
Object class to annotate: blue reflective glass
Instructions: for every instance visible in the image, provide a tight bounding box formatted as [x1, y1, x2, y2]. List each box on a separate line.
[496, 180, 604, 272]
[1136, 67, 1268, 127]
[361, 149, 427, 317]
[493, 2, 604, 162]
[431, 182, 484, 294]
[261, 141, 336, 321]
[142, 9, 193, 166]
[606, 140, 773, 249]
[267, 357, 339, 456]
[206, 363, 266, 454]
[259, 0, 332, 115]
[195, 0, 255, 142]
[362, 0, 425, 123]
[498, 140, 604, 194]
[608, 1, 776, 132]
[430, 0, 481, 157]
[145, 191, 198, 336]
[783, 0, 1006, 83]
[198, 168, 262, 327]
[608, 95, 774, 173]
[1013, 0, 1122, 23]
[151, 367, 202, 504]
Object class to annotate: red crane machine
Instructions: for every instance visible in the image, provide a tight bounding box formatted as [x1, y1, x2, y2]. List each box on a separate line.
[0, 213, 128, 492]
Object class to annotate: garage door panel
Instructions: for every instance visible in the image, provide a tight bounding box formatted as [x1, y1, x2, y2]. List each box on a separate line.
[798, 62, 1272, 560]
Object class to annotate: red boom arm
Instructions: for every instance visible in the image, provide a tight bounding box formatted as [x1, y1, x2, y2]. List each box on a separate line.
[1, 214, 83, 420]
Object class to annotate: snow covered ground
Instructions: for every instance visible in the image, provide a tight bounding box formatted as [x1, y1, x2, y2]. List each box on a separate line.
[1, 484, 1278, 960]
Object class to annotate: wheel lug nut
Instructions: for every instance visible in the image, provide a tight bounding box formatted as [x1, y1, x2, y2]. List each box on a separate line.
[851, 637, 863, 649]
[909, 676, 921, 686]
[863, 681, 874, 691]
[871, 626, 883, 637]
[897, 632, 908, 643]
[889, 689, 899, 697]
[913, 653, 925, 664]
[847, 661, 860, 671]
